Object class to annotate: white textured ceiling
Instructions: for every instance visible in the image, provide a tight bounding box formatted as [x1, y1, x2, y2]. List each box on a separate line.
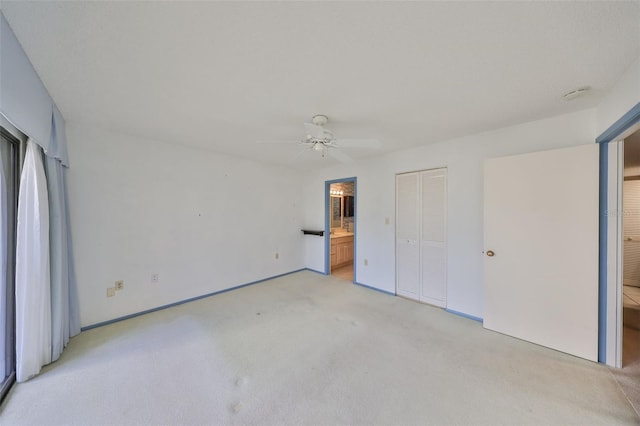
[2, 1, 639, 169]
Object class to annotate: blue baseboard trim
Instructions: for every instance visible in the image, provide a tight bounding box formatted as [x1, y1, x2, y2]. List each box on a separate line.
[354, 281, 396, 296]
[304, 268, 328, 275]
[81, 268, 307, 331]
[446, 308, 483, 323]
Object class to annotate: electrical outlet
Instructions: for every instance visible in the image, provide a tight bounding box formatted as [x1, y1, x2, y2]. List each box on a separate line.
[115, 280, 124, 291]
[151, 273, 159, 283]
[275, 252, 279, 260]
[364, 259, 368, 266]
[106, 287, 116, 297]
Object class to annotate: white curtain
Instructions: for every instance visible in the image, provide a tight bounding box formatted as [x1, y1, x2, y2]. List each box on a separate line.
[44, 156, 79, 361]
[15, 140, 51, 382]
[0, 145, 7, 380]
[2, 13, 78, 381]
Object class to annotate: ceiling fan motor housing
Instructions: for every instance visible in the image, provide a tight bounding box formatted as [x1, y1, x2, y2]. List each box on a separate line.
[311, 114, 329, 126]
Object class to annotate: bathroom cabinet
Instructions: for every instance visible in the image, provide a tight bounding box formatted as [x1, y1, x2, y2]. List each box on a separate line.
[331, 235, 353, 269]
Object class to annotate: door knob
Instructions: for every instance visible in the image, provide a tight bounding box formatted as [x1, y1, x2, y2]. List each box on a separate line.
[486, 250, 495, 257]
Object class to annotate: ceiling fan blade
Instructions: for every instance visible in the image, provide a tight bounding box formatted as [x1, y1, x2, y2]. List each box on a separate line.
[334, 138, 381, 149]
[256, 140, 300, 144]
[327, 148, 354, 163]
[288, 145, 314, 162]
[304, 122, 328, 139]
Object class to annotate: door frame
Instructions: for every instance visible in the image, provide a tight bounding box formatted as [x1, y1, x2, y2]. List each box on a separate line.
[324, 177, 357, 281]
[598, 102, 640, 366]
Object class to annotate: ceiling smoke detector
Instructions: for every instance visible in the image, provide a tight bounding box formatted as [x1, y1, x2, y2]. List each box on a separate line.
[562, 86, 591, 101]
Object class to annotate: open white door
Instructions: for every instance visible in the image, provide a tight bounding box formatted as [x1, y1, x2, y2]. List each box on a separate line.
[484, 144, 599, 361]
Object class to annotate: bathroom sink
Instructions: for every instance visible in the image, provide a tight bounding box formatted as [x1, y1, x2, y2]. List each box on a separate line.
[330, 231, 354, 238]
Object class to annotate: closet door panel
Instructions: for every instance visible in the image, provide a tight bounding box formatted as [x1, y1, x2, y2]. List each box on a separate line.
[397, 173, 419, 240]
[397, 240, 420, 297]
[420, 242, 446, 306]
[420, 169, 447, 305]
[421, 171, 446, 243]
[396, 173, 419, 299]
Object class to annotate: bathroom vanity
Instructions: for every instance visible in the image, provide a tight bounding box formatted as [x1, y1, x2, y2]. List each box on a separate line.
[330, 232, 354, 269]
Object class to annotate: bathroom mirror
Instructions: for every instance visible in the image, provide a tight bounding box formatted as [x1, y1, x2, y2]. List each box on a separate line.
[331, 196, 342, 229]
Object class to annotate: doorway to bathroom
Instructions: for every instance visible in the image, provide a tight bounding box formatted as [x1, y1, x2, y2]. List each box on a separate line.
[325, 177, 356, 282]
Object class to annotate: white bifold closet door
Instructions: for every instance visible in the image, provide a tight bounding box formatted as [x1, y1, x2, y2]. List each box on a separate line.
[396, 168, 447, 307]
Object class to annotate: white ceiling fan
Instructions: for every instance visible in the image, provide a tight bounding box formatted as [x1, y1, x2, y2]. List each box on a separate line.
[260, 115, 381, 163]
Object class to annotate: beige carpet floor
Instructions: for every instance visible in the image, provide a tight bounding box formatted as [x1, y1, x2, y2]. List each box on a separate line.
[1, 270, 638, 425]
[610, 307, 640, 418]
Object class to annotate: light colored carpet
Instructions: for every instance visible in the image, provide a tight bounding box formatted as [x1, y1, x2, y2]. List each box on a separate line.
[610, 322, 640, 419]
[1, 270, 638, 425]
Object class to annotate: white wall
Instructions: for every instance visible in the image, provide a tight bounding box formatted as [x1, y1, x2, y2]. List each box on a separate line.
[303, 109, 598, 318]
[597, 56, 640, 136]
[66, 54, 638, 328]
[66, 123, 305, 327]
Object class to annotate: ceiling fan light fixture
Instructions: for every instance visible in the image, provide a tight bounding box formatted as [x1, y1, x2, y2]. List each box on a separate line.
[259, 114, 380, 164]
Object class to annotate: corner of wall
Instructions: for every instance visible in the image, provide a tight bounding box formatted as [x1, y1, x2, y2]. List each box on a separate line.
[597, 56, 640, 136]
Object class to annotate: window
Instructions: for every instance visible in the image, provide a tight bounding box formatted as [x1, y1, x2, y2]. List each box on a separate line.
[0, 120, 25, 403]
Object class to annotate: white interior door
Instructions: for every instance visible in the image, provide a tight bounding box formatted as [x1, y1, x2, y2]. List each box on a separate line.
[484, 144, 599, 361]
